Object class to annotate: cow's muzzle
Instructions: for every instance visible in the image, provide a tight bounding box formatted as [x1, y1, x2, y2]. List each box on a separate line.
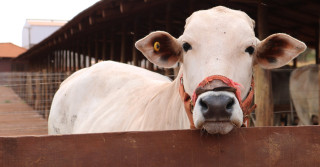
[179, 74, 255, 134]
[194, 81, 237, 119]
[193, 83, 243, 134]
[198, 88, 235, 120]
[191, 75, 246, 134]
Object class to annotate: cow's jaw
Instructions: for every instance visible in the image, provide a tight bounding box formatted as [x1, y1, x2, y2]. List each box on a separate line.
[193, 91, 243, 134]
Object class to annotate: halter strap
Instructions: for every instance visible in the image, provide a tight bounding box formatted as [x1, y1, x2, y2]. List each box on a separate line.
[179, 76, 196, 129]
[178, 74, 256, 128]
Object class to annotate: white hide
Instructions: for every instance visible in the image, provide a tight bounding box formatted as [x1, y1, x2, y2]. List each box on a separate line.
[290, 64, 319, 125]
[49, 61, 189, 134]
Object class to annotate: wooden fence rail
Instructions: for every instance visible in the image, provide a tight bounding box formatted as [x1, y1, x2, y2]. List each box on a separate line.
[1, 126, 319, 166]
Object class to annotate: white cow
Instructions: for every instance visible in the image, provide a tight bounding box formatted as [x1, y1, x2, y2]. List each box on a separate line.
[48, 6, 306, 135]
[290, 64, 318, 125]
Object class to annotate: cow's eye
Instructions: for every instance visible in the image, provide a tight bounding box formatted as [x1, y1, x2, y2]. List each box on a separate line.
[182, 42, 192, 52]
[245, 46, 255, 55]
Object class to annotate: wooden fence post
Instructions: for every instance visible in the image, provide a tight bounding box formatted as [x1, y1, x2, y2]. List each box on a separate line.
[147, 13, 154, 72]
[254, 2, 274, 126]
[95, 35, 99, 64]
[102, 32, 107, 61]
[26, 73, 33, 106]
[88, 40, 92, 67]
[34, 72, 41, 112]
[120, 23, 126, 63]
[21, 73, 26, 102]
[317, 17, 320, 121]
[42, 70, 49, 119]
[164, 3, 172, 77]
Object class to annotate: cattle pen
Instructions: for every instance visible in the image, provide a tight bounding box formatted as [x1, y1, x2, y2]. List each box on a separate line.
[1, 0, 320, 166]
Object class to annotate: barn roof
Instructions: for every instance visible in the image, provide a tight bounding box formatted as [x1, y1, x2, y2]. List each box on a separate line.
[15, 0, 320, 62]
[0, 43, 26, 58]
[25, 19, 68, 27]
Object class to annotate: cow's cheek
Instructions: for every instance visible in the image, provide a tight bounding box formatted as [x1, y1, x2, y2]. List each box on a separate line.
[229, 99, 243, 127]
[192, 102, 206, 129]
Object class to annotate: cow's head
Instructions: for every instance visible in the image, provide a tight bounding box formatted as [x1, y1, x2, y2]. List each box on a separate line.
[135, 6, 306, 134]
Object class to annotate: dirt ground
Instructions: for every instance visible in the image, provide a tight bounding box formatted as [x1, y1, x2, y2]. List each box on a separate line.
[0, 86, 48, 136]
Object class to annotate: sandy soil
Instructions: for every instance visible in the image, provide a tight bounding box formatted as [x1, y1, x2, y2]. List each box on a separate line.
[0, 86, 48, 136]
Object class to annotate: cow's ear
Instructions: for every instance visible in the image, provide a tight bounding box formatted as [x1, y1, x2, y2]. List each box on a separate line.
[135, 31, 182, 68]
[255, 33, 306, 69]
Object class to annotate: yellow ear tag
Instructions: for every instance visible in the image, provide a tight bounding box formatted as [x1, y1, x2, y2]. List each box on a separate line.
[154, 42, 160, 52]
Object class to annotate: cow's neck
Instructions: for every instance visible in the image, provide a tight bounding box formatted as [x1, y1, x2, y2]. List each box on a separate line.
[142, 68, 190, 130]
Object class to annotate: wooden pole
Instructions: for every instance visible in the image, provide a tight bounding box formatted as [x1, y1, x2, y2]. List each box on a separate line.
[60, 50, 63, 72]
[77, 42, 81, 70]
[43, 69, 49, 119]
[120, 23, 126, 63]
[47, 54, 51, 73]
[72, 49, 76, 72]
[60, 50, 64, 72]
[68, 50, 71, 71]
[95, 35, 99, 64]
[55, 52, 58, 86]
[64, 50, 67, 72]
[254, 2, 274, 127]
[147, 13, 154, 71]
[50, 52, 54, 72]
[102, 32, 107, 61]
[317, 17, 320, 121]
[132, 17, 138, 66]
[26, 73, 33, 106]
[53, 51, 56, 73]
[57, 50, 60, 72]
[53, 51, 56, 72]
[88, 40, 92, 67]
[110, 33, 115, 61]
[82, 42, 87, 67]
[34, 72, 41, 112]
[164, 3, 172, 77]
[316, 18, 320, 64]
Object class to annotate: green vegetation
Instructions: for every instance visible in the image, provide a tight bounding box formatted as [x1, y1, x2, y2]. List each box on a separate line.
[297, 48, 315, 67]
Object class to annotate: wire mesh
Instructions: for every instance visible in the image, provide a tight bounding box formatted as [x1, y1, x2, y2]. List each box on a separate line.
[0, 72, 70, 119]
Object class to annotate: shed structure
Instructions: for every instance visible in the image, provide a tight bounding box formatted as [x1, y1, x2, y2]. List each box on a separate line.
[0, 43, 26, 72]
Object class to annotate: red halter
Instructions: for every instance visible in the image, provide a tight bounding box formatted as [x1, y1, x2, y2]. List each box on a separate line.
[178, 74, 256, 129]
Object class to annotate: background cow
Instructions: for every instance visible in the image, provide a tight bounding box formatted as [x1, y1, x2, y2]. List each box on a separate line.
[48, 6, 306, 135]
[290, 64, 318, 125]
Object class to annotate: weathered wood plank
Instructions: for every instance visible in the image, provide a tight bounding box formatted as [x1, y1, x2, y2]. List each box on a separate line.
[1, 126, 320, 166]
[317, 18, 320, 121]
[254, 2, 273, 126]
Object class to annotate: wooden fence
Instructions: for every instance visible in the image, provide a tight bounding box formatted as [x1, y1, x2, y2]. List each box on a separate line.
[0, 126, 319, 166]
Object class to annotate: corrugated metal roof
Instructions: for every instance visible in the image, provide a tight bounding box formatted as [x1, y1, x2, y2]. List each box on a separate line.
[0, 43, 27, 58]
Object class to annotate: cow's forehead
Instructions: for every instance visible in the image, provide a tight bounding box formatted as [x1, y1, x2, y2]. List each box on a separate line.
[183, 6, 255, 37]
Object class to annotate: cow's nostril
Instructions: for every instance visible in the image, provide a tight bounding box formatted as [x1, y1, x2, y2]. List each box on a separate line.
[199, 99, 208, 110]
[226, 98, 234, 110]
[198, 93, 234, 120]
